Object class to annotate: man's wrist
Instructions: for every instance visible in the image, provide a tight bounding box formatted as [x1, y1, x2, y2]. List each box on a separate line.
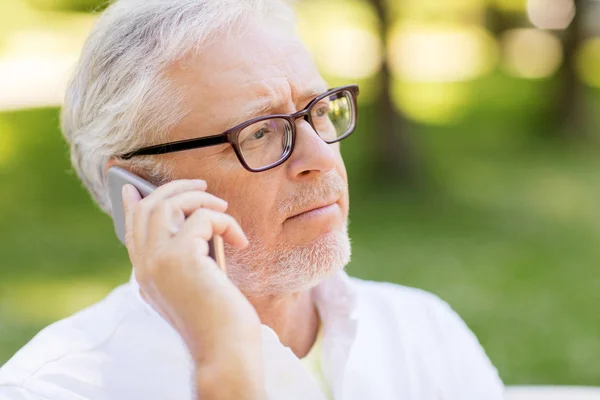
[186, 318, 262, 363]
[194, 352, 265, 400]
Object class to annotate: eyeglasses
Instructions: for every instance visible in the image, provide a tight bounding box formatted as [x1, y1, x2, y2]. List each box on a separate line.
[119, 85, 359, 172]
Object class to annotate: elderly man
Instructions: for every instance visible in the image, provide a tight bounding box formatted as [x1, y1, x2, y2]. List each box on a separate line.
[0, 0, 504, 399]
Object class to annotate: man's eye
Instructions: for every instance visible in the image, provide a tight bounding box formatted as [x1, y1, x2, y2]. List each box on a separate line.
[315, 105, 329, 117]
[253, 128, 266, 139]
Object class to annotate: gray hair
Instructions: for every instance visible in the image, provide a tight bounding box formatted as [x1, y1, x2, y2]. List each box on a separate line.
[61, 0, 296, 214]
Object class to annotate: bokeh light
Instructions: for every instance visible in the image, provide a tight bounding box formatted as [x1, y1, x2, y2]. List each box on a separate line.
[527, 0, 576, 31]
[0, 53, 76, 110]
[392, 80, 472, 125]
[316, 27, 382, 80]
[388, 23, 498, 82]
[296, 0, 381, 97]
[500, 28, 563, 79]
[0, 12, 94, 110]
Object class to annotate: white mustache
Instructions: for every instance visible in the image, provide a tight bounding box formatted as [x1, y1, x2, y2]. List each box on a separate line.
[278, 173, 347, 217]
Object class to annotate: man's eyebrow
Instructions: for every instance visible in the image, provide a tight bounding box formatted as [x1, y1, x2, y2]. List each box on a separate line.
[225, 84, 328, 128]
[299, 84, 329, 103]
[225, 100, 274, 128]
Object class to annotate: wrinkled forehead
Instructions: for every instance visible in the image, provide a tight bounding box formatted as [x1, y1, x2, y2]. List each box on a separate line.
[166, 22, 327, 138]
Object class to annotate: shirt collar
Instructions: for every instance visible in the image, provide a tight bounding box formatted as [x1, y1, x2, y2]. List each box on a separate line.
[313, 269, 359, 324]
[128, 268, 359, 329]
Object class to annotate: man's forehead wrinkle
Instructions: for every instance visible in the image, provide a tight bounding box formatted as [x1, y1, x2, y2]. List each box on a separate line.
[226, 76, 327, 128]
[271, 49, 328, 102]
[222, 79, 287, 126]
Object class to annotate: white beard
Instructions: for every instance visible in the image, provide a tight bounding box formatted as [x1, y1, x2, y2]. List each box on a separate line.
[224, 221, 351, 296]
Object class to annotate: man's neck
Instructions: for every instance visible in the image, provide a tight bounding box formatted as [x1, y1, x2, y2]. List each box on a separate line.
[246, 289, 319, 358]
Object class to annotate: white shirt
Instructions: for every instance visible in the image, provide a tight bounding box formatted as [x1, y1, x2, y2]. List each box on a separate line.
[0, 271, 504, 400]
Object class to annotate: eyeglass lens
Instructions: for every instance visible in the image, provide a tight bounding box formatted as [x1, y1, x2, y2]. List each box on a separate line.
[237, 89, 354, 170]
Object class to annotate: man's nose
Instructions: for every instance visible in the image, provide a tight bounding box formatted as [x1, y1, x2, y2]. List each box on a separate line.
[286, 119, 337, 179]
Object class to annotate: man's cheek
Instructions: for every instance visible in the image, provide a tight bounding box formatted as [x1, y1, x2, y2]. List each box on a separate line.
[235, 208, 267, 234]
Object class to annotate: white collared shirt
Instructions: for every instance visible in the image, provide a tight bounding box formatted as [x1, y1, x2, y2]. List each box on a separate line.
[0, 271, 504, 399]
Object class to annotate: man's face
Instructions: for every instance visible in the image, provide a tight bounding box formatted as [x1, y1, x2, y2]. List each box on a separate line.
[163, 22, 351, 295]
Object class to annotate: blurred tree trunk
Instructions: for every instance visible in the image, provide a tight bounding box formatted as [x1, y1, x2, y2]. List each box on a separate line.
[556, 0, 587, 137]
[486, 2, 588, 138]
[369, 0, 415, 182]
[484, 5, 513, 36]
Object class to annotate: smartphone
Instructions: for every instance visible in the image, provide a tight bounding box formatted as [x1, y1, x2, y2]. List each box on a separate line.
[107, 166, 226, 271]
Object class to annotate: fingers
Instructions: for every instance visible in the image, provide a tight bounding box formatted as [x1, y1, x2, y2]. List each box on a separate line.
[146, 179, 207, 205]
[170, 191, 228, 216]
[145, 190, 231, 246]
[124, 178, 246, 263]
[131, 179, 208, 249]
[177, 209, 249, 250]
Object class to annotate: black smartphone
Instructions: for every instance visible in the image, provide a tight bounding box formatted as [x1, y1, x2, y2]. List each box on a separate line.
[107, 166, 226, 271]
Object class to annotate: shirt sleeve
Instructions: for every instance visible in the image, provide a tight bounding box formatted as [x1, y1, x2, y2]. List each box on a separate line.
[428, 296, 505, 399]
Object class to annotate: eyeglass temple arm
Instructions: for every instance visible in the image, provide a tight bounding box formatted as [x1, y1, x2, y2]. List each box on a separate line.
[120, 134, 230, 159]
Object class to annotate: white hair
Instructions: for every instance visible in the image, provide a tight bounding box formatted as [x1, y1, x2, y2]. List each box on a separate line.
[61, 0, 296, 214]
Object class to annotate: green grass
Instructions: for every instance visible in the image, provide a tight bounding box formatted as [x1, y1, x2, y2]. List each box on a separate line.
[1, 75, 600, 385]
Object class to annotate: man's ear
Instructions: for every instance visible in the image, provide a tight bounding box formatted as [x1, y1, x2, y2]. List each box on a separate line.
[105, 158, 135, 175]
[105, 158, 119, 174]
[105, 158, 156, 185]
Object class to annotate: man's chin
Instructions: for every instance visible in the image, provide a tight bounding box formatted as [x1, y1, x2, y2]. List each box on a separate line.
[225, 226, 351, 296]
[280, 228, 351, 292]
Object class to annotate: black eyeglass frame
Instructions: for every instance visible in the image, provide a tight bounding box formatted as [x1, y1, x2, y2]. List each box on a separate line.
[118, 84, 359, 172]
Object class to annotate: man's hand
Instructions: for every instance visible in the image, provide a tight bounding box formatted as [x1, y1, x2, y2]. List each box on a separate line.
[122, 179, 265, 400]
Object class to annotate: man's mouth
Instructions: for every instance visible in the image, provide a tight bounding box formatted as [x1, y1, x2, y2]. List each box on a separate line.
[287, 199, 339, 221]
